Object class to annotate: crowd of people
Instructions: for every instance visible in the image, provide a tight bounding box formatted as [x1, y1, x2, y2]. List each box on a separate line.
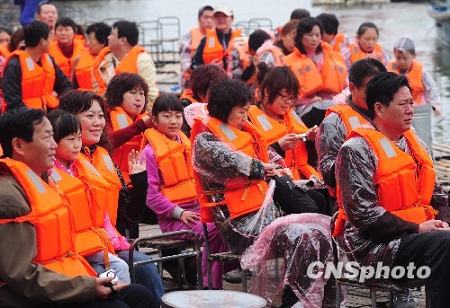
[0, 2, 449, 308]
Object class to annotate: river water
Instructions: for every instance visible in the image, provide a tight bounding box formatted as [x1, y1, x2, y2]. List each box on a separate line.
[47, 1, 450, 143]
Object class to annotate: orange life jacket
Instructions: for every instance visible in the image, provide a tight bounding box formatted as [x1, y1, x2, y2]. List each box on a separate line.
[4, 50, 58, 111]
[192, 117, 269, 222]
[80, 146, 122, 226]
[191, 27, 206, 56]
[325, 104, 369, 137]
[0, 45, 10, 58]
[248, 105, 321, 180]
[143, 128, 198, 204]
[49, 166, 112, 259]
[93, 45, 145, 95]
[0, 158, 96, 277]
[349, 42, 386, 65]
[324, 103, 370, 197]
[283, 47, 347, 98]
[255, 40, 285, 67]
[333, 33, 347, 53]
[109, 107, 144, 183]
[49, 39, 94, 90]
[333, 127, 436, 237]
[387, 61, 425, 105]
[202, 28, 241, 65]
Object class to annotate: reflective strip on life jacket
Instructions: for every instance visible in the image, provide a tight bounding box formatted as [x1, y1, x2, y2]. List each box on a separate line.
[80, 146, 121, 226]
[387, 61, 425, 105]
[202, 117, 269, 220]
[248, 105, 321, 180]
[109, 106, 144, 183]
[144, 128, 198, 204]
[0, 158, 96, 277]
[283, 47, 347, 98]
[333, 127, 436, 237]
[202, 29, 241, 65]
[49, 167, 111, 258]
[5, 50, 58, 110]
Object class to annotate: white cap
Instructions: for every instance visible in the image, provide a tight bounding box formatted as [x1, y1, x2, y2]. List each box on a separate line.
[214, 5, 233, 17]
[393, 37, 415, 54]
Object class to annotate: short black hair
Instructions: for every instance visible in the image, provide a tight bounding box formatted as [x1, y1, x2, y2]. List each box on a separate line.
[55, 17, 77, 34]
[105, 73, 149, 109]
[257, 64, 299, 104]
[349, 58, 386, 88]
[248, 29, 271, 53]
[0, 108, 45, 157]
[290, 8, 311, 20]
[24, 21, 49, 47]
[86, 22, 111, 45]
[357, 22, 379, 37]
[207, 79, 252, 124]
[59, 90, 106, 115]
[198, 5, 214, 20]
[316, 13, 339, 35]
[366, 72, 410, 119]
[113, 20, 139, 46]
[47, 109, 80, 143]
[152, 94, 184, 116]
[37, 1, 57, 15]
[295, 17, 323, 54]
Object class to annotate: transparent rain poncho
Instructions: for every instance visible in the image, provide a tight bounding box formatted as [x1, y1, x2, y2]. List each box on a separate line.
[192, 130, 284, 254]
[240, 213, 339, 307]
[335, 133, 448, 268]
[193, 128, 339, 306]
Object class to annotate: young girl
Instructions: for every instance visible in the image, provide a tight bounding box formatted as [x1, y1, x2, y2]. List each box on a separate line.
[47, 109, 130, 283]
[105, 72, 153, 184]
[142, 94, 227, 289]
[344, 22, 389, 69]
[59, 90, 164, 305]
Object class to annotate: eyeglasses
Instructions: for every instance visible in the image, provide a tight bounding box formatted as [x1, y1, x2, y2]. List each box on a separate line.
[278, 93, 296, 105]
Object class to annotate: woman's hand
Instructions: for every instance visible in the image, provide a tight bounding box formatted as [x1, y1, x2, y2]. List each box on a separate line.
[262, 162, 277, 177]
[180, 210, 199, 225]
[278, 133, 299, 151]
[306, 125, 318, 141]
[277, 168, 293, 178]
[142, 113, 153, 128]
[128, 150, 146, 175]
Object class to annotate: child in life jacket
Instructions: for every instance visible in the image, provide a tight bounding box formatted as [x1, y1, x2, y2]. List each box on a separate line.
[388, 37, 441, 114]
[343, 22, 389, 69]
[142, 94, 228, 289]
[47, 109, 131, 283]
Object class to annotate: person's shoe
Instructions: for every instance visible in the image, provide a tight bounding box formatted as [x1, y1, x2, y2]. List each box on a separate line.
[392, 289, 417, 308]
[223, 269, 243, 284]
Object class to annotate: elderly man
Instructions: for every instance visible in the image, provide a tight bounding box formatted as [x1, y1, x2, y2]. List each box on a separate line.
[335, 72, 450, 308]
[0, 108, 152, 307]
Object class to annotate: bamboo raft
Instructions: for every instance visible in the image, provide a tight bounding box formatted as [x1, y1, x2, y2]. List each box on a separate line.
[433, 143, 450, 191]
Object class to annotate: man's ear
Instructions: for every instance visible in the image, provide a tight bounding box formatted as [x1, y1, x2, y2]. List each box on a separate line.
[348, 82, 357, 93]
[374, 102, 385, 118]
[11, 137, 25, 157]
